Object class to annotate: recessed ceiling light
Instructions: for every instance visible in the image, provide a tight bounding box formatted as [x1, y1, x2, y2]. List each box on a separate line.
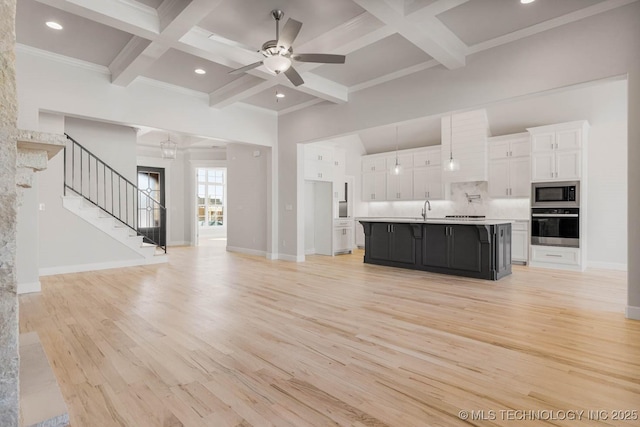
[46, 21, 63, 30]
[194, 68, 206, 75]
[520, 0, 535, 4]
[275, 92, 285, 98]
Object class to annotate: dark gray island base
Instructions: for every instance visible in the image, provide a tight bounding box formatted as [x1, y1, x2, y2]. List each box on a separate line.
[359, 219, 512, 280]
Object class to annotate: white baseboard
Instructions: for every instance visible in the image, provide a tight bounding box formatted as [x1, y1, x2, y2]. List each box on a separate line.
[39, 255, 167, 276]
[18, 281, 41, 294]
[587, 261, 628, 271]
[168, 241, 190, 246]
[305, 248, 316, 255]
[625, 305, 640, 320]
[266, 252, 278, 260]
[226, 246, 266, 257]
[279, 253, 305, 262]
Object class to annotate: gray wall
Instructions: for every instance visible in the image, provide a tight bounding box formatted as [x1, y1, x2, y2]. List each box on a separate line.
[277, 3, 640, 316]
[226, 143, 269, 254]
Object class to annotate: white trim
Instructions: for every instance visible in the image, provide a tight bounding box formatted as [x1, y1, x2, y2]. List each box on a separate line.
[18, 281, 41, 295]
[226, 246, 266, 257]
[134, 76, 209, 99]
[118, 0, 158, 16]
[39, 255, 167, 276]
[625, 305, 640, 321]
[16, 44, 111, 75]
[278, 253, 305, 262]
[350, 59, 440, 93]
[235, 102, 279, 116]
[587, 261, 628, 271]
[278, 99, 325, 116]
[168, 240, 190, 246]
[266, 252, 278, 260]
[305, 248, 316, 255]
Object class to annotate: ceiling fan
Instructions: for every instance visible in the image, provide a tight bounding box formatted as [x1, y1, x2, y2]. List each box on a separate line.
[228, 9, 346, 87]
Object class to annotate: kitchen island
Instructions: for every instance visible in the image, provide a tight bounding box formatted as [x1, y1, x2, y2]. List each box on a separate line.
[358, 218, 512, 280]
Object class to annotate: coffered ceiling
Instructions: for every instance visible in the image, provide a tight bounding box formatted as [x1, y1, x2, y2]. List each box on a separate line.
[15, 0, 634, 117]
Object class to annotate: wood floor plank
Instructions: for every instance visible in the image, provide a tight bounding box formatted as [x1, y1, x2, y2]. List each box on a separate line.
[19, 241, 640, 426]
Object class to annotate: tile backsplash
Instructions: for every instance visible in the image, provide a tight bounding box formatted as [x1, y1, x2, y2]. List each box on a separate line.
[367, 181, 530, 220]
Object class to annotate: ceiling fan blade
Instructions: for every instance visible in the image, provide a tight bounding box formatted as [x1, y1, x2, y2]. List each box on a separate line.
[284, 66, 304, 87]
[292, 53, 345, 64]
[278, 18, 302, 50]
[228, 61, 263, 75]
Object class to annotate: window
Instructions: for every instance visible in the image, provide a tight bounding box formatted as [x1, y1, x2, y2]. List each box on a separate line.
[197, 168, 225, 228]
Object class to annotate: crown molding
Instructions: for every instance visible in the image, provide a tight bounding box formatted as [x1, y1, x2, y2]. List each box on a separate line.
[278, 99, 325, 116]
[16, 44, 111, 75]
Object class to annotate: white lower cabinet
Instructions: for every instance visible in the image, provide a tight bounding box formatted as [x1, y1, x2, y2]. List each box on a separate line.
[530, 245, 581, 269]
[511, 221, 528, 264]
[333, 220, 353, 255]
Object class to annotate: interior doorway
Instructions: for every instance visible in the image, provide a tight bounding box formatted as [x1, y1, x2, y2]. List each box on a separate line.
[137, 166, 166, 247]
[195, 167, 227, 244]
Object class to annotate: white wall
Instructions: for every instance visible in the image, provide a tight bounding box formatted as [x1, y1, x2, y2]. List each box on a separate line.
[38, 118, 144, 272]
[15, 46, 277, 147]
[226, 143, 269, 255]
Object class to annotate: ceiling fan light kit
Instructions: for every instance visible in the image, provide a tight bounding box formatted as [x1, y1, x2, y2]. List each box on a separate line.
[228, 9, 346, 87]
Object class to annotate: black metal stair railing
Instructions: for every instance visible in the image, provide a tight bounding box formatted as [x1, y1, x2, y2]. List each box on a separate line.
[63, 134, 167, 253]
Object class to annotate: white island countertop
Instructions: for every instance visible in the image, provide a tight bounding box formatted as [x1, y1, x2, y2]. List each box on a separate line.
[356, 217, 514, 226]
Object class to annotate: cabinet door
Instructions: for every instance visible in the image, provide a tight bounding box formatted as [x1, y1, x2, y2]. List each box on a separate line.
[362, 172, 376, 201]
[422, 224, 449, 268]
[531, 132, 555, 152]
[531, 152, 555, 181]
[333, 227, 351, 253]
[449, 226, 483, 272]
[488, 159, 510, 198]
[509, 138, 531, 158]
[362, 156, 386, 172]
[509, 157, 531, 197]
[386, 172, 400, 200]
[369, 223, 391, 261]
[556, 128, 581, 150]
[389, 224, 415, 264]
[413, 168, 429, 200]
[512, 229, 527, 262]
[426, 166, 443, 199]
[333, 149, 346, 198]
[373, 172, 387, 200]
[489, 140, 510, 160]
[556, 150, 581, 180]
[397, 171, 413, 200]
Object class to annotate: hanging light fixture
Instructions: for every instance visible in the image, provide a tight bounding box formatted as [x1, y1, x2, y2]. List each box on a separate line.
[160, 133, 177, 159]
[445, 115, 460, 172]
[392, 126, 402, 175]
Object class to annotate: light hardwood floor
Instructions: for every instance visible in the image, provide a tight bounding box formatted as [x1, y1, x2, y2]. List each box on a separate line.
[19, 241, 640, 426]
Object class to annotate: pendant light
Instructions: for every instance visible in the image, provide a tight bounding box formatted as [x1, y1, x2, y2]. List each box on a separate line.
[445, 115, 460, 172]
[392, 126, 402, 175]
[160, 133, 177, 159]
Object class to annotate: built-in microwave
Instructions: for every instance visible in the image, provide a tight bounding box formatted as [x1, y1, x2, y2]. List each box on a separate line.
[532, 181, 579, 207]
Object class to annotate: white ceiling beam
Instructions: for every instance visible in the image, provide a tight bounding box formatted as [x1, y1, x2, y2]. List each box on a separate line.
[278, 99, 326, 116]
[352, 0, 466, 69]
[35, 0, 159, 39]
[108, 0, 224, 86]
[406, 0, 470, 17]
[209, 77, 274, 108]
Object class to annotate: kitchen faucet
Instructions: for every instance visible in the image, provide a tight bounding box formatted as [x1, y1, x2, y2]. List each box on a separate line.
[421, 200, 431, 220]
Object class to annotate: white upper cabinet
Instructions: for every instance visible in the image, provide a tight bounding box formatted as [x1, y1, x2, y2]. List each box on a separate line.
[413, 147, 441, 167]
[305, 144, 334, 182]
[333, 148, 346, 199]
[488, 133, 531, 198]
[528, 121, 588, 182]
[413, 146, 443, 200]
[361, 156, 387, 173]
[362, 168, 386, 201]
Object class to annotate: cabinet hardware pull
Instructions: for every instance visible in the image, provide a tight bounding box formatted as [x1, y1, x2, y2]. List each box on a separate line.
[551, 143, 553, 149]
[555, 143, 558, 149]
[506, 188, 509, 196]
[545, 254, 563, 257]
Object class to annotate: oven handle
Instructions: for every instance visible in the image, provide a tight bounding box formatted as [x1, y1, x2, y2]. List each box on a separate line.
[531, 214, 579, 218]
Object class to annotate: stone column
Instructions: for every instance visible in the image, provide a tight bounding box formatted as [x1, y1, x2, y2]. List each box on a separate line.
[0, 0, 19, 425]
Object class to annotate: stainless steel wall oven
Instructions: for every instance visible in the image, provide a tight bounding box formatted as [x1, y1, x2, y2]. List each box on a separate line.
[531, 207, 579, 247]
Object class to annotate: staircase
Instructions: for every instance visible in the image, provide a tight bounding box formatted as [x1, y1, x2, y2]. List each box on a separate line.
[62, 134, 167, 262]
